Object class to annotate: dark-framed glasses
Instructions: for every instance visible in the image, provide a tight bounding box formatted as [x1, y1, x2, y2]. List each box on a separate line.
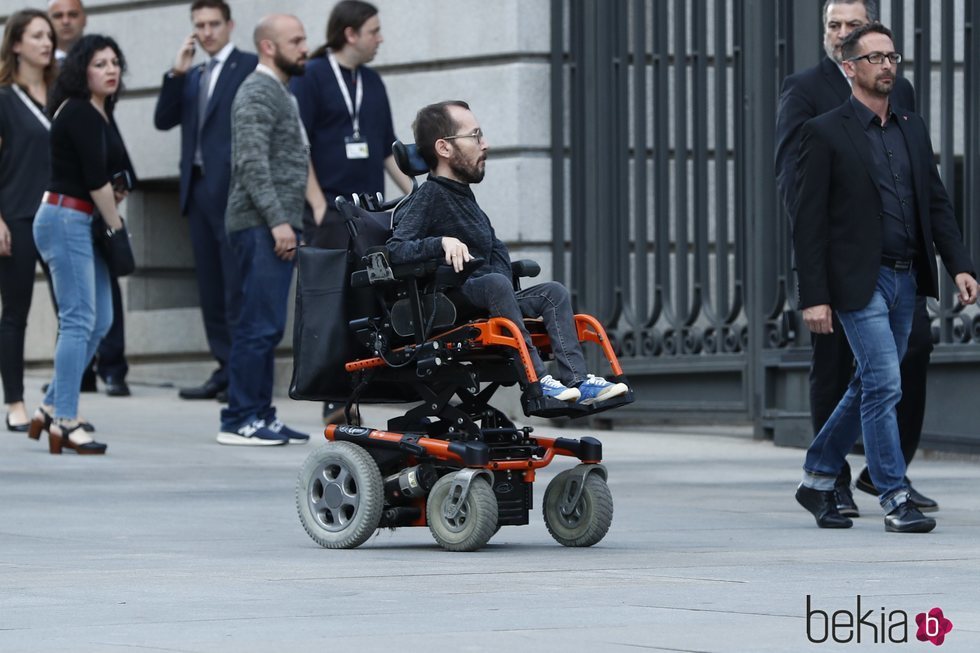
[847, 51, 902, 65]
[442, 128, 485, 143]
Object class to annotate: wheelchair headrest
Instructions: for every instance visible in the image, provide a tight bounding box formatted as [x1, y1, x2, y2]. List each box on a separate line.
[392, 141, 429, 178]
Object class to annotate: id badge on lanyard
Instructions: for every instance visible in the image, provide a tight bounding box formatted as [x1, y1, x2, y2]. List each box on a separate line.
[329, 52, 369, 160]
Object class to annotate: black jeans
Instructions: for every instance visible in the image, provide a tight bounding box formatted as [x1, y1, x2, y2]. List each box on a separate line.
[809, 294, 932, 485]
[0, 219, 37, 404]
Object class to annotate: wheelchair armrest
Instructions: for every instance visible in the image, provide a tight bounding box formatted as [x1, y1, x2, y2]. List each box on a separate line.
[511, 259, 541, 278]
[432, 256, 485, 288]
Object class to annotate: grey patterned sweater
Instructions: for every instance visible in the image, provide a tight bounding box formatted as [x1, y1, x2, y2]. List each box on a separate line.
[225, 70, 308, 234]
[387, 175, 512, 278]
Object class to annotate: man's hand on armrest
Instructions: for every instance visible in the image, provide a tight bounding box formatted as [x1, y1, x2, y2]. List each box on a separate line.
[442, 236, 472, 272]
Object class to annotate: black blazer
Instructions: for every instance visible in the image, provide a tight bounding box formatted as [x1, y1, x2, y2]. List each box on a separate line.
[775, 56, 915, 221]
[793, 98, 974, 312]
[153, 47, 257, 217]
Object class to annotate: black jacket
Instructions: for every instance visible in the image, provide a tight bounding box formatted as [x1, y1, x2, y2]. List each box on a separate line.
[793, 98, 974, 311]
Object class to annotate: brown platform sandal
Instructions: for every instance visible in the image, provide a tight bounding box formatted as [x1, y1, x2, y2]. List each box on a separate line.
[48, 419, 107, 455]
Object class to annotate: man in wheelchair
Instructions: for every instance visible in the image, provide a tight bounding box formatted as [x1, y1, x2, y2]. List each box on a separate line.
[385, 100, 629, 406]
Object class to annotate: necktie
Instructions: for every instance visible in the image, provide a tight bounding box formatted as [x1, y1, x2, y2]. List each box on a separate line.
[193, 58, 219, 168]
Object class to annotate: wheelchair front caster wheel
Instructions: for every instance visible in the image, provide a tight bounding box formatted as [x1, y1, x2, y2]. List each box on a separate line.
[543, 469, 613, 547]
[296, 442, 383, 549]
[427, 474, 498, 552]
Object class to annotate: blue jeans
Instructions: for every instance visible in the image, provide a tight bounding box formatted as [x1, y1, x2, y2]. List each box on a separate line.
[803, 265, 916, 511]
[32, 202, 112, 418]
[220, 226, 297, 431]
[461, 274, 587, 385]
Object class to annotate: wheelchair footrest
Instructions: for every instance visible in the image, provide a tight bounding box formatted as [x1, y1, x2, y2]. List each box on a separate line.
[521, 393, 591, 418]
[572, 388, 635, 418]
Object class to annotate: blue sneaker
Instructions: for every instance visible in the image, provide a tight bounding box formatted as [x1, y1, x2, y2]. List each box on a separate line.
[216, 419, 288, 446]
[266, 418, 310, 444]
[540, 374, 580, 402]
[576, 374, 629, 405]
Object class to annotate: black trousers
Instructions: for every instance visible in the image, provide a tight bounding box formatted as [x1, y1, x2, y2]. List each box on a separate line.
[809, 294, 932, 484]
[0, 219, 38, 404]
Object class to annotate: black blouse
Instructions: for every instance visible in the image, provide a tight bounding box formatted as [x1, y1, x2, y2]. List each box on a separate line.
[48, 98, 132, 202]
[0, 85, 50, 221]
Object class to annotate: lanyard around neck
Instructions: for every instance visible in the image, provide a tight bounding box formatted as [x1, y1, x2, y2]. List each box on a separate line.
[11, 84, 50, 131]
[327, 51, 363, 137]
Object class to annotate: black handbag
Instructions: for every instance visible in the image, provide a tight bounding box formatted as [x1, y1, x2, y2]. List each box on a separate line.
[289, 247, 359, 401]
[92, 215, 135, 277]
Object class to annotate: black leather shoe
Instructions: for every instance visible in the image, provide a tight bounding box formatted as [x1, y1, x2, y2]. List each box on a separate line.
[856, 470, 938, 512]
[907, 483, 939, 512]
[6, 414, 30, 432]
[834, 483, 860, 518]
[796, 484, 853, 528]
[885, 500, 936, 533]
[104, 378, 131, 397]
[179, 378, 226, 400]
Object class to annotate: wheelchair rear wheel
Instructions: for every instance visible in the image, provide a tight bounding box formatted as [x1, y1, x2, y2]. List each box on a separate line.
[427, 474, 498, 552]
[296, 442, 383, 549]
[543, 470, 613, 547]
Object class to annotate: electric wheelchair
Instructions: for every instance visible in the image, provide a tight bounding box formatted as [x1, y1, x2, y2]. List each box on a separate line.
[293, 142, 634, 552]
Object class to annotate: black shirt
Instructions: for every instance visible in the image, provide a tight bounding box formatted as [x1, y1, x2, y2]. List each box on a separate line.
[0, 85, 50, 221]
[48, 98, 131, 202]
[849, 95, 921, 261]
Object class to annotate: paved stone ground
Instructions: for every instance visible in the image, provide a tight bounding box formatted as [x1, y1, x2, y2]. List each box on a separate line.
[2, 377, 979, 652]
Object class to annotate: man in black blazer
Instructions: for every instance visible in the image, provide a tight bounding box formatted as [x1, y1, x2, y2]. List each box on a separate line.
[793, 24, 978, 533]
[774, 0, 935, 517]
[154, 0, 257, 401]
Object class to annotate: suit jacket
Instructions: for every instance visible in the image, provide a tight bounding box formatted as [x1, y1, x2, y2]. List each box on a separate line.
[793, 98, 974, 312]
[153, 47, 258, 216]
[775, 56, 915, 222]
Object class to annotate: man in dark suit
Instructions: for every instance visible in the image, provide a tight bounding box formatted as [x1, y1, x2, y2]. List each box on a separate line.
[154, 0, 257, 401]
[774, 0, 936, 517]
[793, 24, 978, 533]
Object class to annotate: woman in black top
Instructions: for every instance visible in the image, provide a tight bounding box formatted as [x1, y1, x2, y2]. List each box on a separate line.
[30, 34, 131, 455]
[0, 10, 56, 433]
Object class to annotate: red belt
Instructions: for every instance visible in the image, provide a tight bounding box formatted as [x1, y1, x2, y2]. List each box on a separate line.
[43, 192, 94, 214]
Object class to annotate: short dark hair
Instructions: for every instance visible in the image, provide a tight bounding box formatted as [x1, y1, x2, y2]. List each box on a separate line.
[840, 22, 893, 61]
[413, 100, 470, 170]
[822, 0, 879, 24]
[191, 0, 231, 21]
[0, 9, 57, 88]
[47, 33, 127, 116]
[311, 0, 378, 58]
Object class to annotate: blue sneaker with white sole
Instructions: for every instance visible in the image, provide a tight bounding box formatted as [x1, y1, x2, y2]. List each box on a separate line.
[539, 374, 580, 402]
[576, 374, 629, 405]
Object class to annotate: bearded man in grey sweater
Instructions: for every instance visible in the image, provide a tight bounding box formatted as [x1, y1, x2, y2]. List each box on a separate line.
[218, 14, 327, 447]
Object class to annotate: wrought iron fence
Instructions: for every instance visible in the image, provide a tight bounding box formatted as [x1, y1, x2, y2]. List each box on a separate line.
[551, 0, 980, 450]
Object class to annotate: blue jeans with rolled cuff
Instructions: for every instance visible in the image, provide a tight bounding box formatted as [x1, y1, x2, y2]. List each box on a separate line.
[802, 265, 917, 512]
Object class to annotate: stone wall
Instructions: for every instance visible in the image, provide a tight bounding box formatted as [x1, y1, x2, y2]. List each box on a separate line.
[1, 0, 551, 387]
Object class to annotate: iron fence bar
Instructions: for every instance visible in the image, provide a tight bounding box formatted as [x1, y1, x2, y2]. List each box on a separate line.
[693, 0, 710, 341]
[714, 0, 732, 324]
[631, 0, 649, 330]
[550, 0, 566, 285]
[653, 0, 670, 330]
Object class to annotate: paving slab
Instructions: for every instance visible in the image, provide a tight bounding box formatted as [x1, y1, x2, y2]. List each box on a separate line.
[2, 377, 979, 652]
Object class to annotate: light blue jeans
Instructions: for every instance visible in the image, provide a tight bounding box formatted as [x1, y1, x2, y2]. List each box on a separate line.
[803, 265, 917, 512]
[33, 202, 112, 419]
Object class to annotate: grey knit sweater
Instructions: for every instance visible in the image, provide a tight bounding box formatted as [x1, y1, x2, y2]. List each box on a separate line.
[226, 70, 308, 234]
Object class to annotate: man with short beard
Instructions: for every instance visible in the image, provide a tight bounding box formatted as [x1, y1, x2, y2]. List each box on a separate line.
[774, 0, 938, 517]
[793, 24, 977, 533]
[386, 101, 630, 406]
[218, 14, 327, 446]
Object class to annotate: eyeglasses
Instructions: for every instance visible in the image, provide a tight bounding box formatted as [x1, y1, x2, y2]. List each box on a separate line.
[847, 51, 902, 65]
[442, 128, 485, 143]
